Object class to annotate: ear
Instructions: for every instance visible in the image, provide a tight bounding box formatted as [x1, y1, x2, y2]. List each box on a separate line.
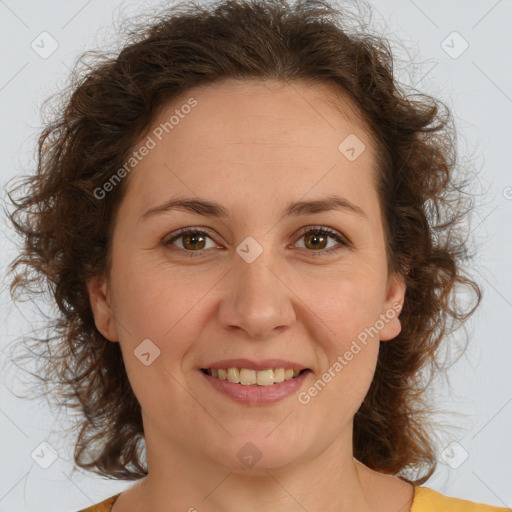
[86, 275, 119, 342]
[378, 271, 407, 342]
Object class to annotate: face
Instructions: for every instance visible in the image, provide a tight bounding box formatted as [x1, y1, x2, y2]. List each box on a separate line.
[88, 79, 405, 472]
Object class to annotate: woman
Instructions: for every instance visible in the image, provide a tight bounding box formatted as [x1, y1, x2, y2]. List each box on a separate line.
[5, 0, 509, 511]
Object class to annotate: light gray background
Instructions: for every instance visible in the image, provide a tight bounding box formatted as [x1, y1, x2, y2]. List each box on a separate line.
[0, 0, 511, 510]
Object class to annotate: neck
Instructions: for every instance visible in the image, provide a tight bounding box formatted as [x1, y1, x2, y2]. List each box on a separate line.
[122, 422, 379, 512]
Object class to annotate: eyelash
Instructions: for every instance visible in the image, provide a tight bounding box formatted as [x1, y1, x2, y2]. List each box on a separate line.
[162, 226, 351, 258]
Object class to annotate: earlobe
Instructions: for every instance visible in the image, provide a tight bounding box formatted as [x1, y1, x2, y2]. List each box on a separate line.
[86, 275, 119, 342]
[379, 271, 407, 342]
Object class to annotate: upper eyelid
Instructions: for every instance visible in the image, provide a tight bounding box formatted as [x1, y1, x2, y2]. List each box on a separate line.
[163, 225, 350, 247]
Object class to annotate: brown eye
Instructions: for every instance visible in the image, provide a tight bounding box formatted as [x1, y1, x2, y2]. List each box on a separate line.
[163, 225, 351, 259]
[181, 231, 207, 250]
[294, 226, 350, 256]
[164, 228, 218, 256]
[303, 231, 329, 250]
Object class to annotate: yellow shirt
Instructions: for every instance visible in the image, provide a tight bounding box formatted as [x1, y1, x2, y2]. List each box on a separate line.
[412, 486, 510, 511]
[77, 485, 511, 511]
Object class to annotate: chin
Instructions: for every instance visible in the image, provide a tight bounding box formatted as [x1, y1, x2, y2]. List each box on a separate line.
[204, 431, 308, 473]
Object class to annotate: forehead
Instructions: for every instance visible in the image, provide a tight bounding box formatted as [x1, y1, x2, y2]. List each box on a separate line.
[122, 79, 379, 216]
[148, 78, 371, 150]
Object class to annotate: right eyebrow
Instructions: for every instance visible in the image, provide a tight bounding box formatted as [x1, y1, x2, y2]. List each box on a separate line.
[139, 194, 368, 222]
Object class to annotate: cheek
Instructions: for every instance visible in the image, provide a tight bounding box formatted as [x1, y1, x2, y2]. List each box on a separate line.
[110, 253, 205, 341]
[111, 261, 207, 419]
[297, 306, 380, 444]
[303, 266, 386, 340]
[299, 269, 384, 396]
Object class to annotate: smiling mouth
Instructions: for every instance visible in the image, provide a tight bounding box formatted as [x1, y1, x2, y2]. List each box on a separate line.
[201, 367, 310, 386]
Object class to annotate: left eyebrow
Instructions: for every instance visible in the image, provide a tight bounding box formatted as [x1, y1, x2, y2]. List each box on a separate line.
[139, 194, 368, 222]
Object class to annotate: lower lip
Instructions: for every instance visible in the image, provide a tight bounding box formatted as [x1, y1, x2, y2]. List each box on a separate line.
[200, 370, 312, 405]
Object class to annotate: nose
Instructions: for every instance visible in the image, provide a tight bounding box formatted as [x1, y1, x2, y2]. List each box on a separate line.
[217, 253, 296, 339]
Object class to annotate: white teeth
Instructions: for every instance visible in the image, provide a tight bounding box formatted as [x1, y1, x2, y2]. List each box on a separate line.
[205, 367, 305, 386]
[273, 368, 285, 383]
[256, 369, 274, 386]
[239, 368, 256, 385]
[227, 367, 240, 383]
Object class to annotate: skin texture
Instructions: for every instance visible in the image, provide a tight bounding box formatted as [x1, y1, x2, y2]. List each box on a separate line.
[87, 79, 414, 512]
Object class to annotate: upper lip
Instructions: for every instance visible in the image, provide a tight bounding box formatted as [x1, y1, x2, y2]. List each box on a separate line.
[201, 359, 310, 371]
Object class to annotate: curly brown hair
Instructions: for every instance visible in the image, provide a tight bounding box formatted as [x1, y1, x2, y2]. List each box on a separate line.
[4, 0, 482, 485]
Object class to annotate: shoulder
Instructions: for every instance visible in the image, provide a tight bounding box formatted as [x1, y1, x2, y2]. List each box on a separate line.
[412, 486, 510, 512]
[75, 493, 121, 512]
